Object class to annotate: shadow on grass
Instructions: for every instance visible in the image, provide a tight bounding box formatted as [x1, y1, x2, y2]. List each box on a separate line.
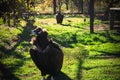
[61, 23, 71, 26]
[82, 64, 120, 71]
[0, 44, 24, 80]
[76, 59, 83, 80]
[89, 50, 120, 60]
[51, 31, 78, 48]
[94, 30, 120, 43]
[76, 50, 89, 80]
[0, 62, 20, 80]
[53, 30, 120, 48]
[0, 13, 35, 80]
[46, 72, 72, 80]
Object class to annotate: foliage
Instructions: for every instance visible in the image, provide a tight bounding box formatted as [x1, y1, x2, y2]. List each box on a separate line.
[0, 0, 25, 15]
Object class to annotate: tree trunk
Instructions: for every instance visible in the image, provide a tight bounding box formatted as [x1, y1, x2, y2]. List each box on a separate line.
[58, 0, 61, 12]
[89, 0, 94, 33]
[7, 13, 10, 27]
[104, 2, 113, 20]
[53, 0, 57, 14]
[65, 0, 69, 10]
[77, 0, 81, 13]
[13, 10, 16, 26]
[104, 0, 120, 20]
[81, 0, 83, 13]
[2, 14, 6, 24]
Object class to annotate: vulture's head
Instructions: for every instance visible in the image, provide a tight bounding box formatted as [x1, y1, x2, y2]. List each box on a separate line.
[31, 27, 42, 35]
[30, 27, 48, 45]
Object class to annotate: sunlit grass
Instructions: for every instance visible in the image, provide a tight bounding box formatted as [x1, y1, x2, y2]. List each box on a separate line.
[88, 43, 120, 54]
[82, 58, 120, 80]
[0, 18, 3, 25]
[0, 16, 120, 80]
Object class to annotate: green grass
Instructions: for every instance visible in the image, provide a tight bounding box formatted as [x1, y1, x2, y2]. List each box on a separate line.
[0, 16, 120, 80]
[0, 18, 4, 25]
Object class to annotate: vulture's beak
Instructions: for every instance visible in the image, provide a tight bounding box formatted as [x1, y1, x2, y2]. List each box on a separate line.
[31, 30, 36, 35]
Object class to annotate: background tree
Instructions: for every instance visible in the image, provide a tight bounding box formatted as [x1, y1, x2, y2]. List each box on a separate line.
[89, 0, 94, 33]
[65, 0, 69, 10]
[103, 0, 120, 19]
[0, 0, 28, 27]
[53, 0, 57, 14]
[74, 0, 83, 13]
[58, 0, 62, 12]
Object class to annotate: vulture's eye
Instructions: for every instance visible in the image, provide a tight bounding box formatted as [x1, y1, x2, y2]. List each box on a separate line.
[38, 31, 42, 34]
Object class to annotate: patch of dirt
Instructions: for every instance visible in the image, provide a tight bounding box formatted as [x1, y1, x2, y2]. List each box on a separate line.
[94, 24, 109, 31]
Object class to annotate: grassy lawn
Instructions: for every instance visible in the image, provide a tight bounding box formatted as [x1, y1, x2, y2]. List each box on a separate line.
[0, 15, 120, 80]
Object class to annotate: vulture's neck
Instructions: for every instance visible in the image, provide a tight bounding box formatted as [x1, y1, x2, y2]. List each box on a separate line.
[37, 38, 50, 50]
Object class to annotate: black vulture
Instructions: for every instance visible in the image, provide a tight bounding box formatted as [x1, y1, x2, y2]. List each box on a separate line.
[56, 12, 64, 24]
[30, 27, 64, 80]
